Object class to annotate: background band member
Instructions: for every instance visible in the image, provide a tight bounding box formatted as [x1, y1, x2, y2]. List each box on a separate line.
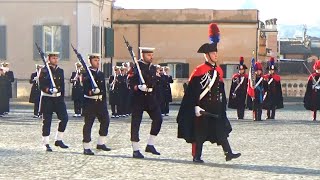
[161, 66, 173, 116]
[304, 60, 320, 121]
[128, 47, 163, 158]
[39, 52, 69, 151]
[177, 23, 240, 163]
[228, 57, 248, 120]
[262, 57, 283, 119]
[29, 64, 43, 118]
[70, 62, 84, 117]
[82, 53, 111, 155]
[1, 62, 14, 115]
[0, 67, 9, 117]
[109, 66, 121, 118]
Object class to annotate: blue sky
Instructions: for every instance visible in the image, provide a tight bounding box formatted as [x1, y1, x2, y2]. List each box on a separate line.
[114, 0, 319, 27]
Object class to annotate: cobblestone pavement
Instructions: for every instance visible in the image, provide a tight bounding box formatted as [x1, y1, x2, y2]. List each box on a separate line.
[1, 100, 320, 179]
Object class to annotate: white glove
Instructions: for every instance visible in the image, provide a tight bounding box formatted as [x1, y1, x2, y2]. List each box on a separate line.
[50, 88, 58, 94]
[138, 84, 147, 92]
[92, 88, 101, 94]
[195, 106, 205, 117]
[33, 77, 39, 81]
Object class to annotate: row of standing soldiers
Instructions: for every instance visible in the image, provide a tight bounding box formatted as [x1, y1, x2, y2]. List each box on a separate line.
[0, 62, 14, 117]
[108, 63, 173, 118]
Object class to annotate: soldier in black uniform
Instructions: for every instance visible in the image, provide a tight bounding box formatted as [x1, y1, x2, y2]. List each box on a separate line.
[108, 66, 121, 118]
[162, 66, 173, 116]
[0, 67, 9, 117]
[154, 65, 164, 111]
[118, 66, 128, 117]
[128, 47, 163, 158]
[39, 52, 69, 151]
[29, 64, 43, 118]
[1, 62, 14, 115]
[70, 62, 84, 117]
[228, 57, 248, 120]
[82, 53, 111, 155]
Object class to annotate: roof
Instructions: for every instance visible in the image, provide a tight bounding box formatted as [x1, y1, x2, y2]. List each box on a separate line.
[280, 41, 311, 54]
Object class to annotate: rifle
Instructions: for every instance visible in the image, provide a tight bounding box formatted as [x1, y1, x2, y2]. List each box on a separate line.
[35, 43, 58, 94]
[71, 44, 100, 94]
[123, 36, 146, 85]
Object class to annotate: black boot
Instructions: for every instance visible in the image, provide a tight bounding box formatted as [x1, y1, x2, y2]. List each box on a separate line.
[145, 145, 160, 155]
[45, 144, 52, 152]
[97, 144, 111, 151]
[84, 149, 95, 155]
[221, 139, 241, 161]
[193, 142, 204, 163]
[133, 150, 144, 158]
[54, 140, 69, 148]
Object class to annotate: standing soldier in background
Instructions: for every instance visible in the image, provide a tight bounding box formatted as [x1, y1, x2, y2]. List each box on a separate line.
[109, 66, 121, 118]
[39, 52, 69, 151]
[161, 66, 173, 116]
[1, 62, 14, 115]
[82, 53, 111, 155]
[228, 57, 248, 120]
[304, 60, 320, 121]
[247, 62, 267, 121]
[118, 65, 129, 117]
[128, 47, 163, 159]
[155, 65, 164, 111]
[70, 62, 84, 118]
[0, 67, 9, 117]
[263, 57, 283, 119]
[29, 64, 43, 118]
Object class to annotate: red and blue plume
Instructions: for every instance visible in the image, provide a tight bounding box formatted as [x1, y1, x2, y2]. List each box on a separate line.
[239, 56, 244, 65]
[208, 23, 220, 44]
[269, 57, 275, 66]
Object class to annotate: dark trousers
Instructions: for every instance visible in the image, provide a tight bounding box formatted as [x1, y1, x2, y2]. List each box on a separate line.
[267, 108, 276, 119]
[111, 104, 120, 115]
[74, 100, 82, 114]
[161, 101, 170, 114]
[5, 97, 9, 112]
[83, 100, 110, 143]
[34, 100, 39, 116]
[237, 106, 245, 119]
[194, 138, 232, 158]
[254, 108, 262, 121]
[42, 109, 68, 136]
[131, 107, 163, 142]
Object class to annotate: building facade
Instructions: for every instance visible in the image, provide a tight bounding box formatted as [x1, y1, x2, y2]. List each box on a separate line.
[0, 0, 113, 97]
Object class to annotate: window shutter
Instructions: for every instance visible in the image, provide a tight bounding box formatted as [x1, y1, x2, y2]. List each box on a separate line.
[0, 26, 6, 60]
[33, 25, 43, 60]
[92, 26, 100, 53]
[182, 63, 189, 78]
[61, 25, 70, 60]
[103, 62, 112, 77]
[104, 27, 114, 58]
[176, 63, 183, 78]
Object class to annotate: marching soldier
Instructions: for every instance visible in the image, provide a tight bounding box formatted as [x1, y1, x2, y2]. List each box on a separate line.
[70, 62, 84, 117]
[161, 66, 173, 116]
[247, 61, 267, 121]
[109, 66, 121, 118]
[228, 57, 248, 120]
[0, 67, 9, 117]
[262, 57, 283, 119]
[39, 52, 69, 151]
[128, 47, 163, 158]
[29, 64, 43, 118]
[82, 53, 111, 155]
[304, 60, 320, 121]
[177, 23, 240, 163]
[1, 62, 14, 115]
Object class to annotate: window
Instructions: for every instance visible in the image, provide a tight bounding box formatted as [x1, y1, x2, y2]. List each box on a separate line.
[43, 26, 61, 55]
[0, 25, 6, 60]
[159, 63, 189, 78]
[33, 25, 69, 60]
